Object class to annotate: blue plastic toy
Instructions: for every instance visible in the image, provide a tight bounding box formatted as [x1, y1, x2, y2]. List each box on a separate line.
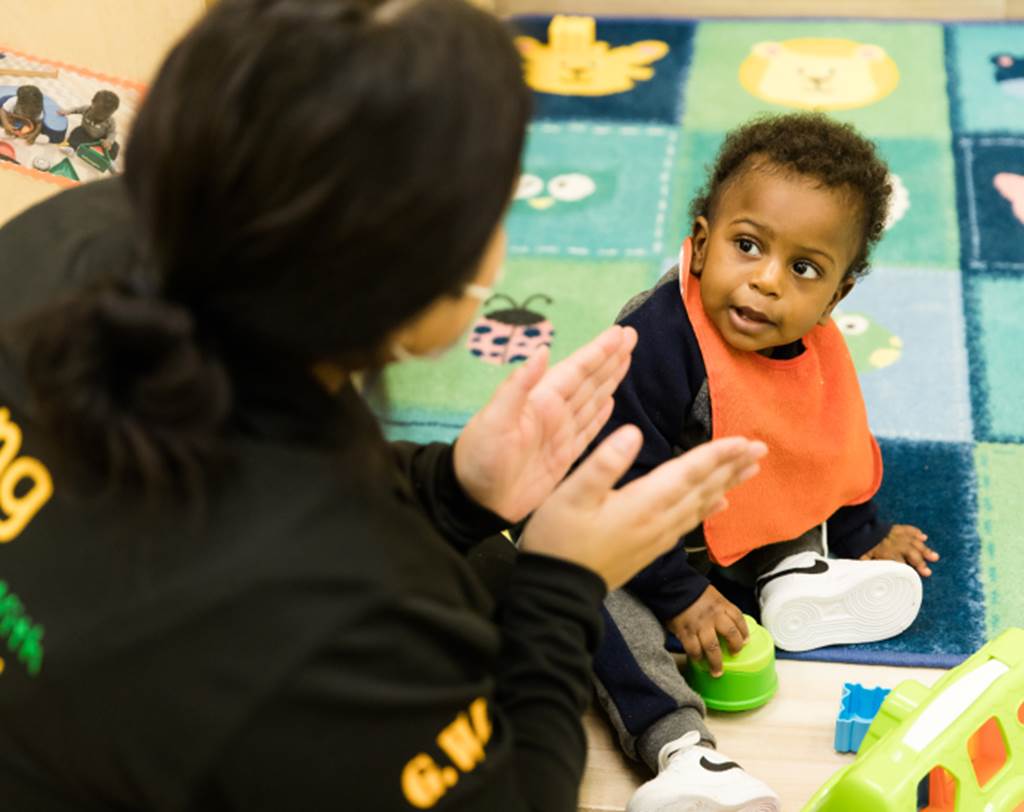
[834, 682, 890, 754]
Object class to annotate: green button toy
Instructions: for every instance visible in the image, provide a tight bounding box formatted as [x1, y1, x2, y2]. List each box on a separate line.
[683, 614, 778, 712]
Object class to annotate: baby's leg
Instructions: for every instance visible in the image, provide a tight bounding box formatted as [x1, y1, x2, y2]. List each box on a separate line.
[592, 588, 712, 774]
[719, 525, 824, 589]
[597, 590, 782, 811]
[67, 126, 88, 150]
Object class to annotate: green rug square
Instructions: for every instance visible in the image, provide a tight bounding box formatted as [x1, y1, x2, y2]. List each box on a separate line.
[975, 442, 1024, 639]
[871, 138, 960, 270]
[671, 131, 958, 270]
[681, 21, 950, 140]
[379, 255, 655, 420]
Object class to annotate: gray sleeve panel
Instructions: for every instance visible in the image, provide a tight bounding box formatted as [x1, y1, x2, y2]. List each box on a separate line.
[616, 265, 681, 323]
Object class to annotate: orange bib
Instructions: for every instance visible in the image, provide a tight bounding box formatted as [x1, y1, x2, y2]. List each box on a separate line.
[678, 238, 882, 566]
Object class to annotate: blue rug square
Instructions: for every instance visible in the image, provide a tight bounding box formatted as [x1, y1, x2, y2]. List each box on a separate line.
[956, 135, 1024, 273]
[782, 438, 986, 667]
[840, 266, 972, 443]
[512, 17, 695, 125]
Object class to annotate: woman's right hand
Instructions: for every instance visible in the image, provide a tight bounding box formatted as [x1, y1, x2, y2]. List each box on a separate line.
[518, 426, 767, 591]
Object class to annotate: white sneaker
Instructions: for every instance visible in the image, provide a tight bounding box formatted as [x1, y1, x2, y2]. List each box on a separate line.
[757, 551, 922, 652]
[627, 731, 781, 812]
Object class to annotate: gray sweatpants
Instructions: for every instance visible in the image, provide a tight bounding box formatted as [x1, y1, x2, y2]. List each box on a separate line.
[593, 526, 824, 773]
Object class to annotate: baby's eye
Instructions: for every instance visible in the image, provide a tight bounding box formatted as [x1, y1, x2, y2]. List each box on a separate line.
[792, 260, 821, 279]
[736, 238, 760, 256]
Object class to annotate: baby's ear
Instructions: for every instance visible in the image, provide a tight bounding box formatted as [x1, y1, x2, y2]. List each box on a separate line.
[820, 276, 856, 325]
[690, 217, 710, 274]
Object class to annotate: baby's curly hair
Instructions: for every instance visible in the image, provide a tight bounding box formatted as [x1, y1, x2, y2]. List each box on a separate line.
[15, 85, 44, 119]
[689, 113, 891, 279]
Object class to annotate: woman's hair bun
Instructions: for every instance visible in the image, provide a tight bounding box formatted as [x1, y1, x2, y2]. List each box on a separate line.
[22, 277, 232, 494]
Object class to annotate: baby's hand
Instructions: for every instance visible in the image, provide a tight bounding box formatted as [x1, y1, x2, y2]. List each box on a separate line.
[861, 524, 938, 577]
[667, 585, 748, 678]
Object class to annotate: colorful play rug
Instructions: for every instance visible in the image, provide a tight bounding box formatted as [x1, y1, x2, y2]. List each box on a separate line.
[377, 15, 1024, 669]
[0, 47, 142, 186]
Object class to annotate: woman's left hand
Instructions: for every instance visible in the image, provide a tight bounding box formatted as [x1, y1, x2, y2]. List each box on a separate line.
[453, 325, 637, 522]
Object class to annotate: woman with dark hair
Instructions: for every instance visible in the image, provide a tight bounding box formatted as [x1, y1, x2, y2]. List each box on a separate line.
[0, 1, 764, 809]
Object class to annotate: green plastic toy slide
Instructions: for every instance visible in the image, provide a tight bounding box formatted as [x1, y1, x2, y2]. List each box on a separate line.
[804, 627, 1024, 811]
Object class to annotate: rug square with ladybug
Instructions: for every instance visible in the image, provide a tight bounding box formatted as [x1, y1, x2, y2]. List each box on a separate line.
[678, 20, 950, 140]
[947, 24, 1024, 134]
[378, 255, 655, 436]
[507, 121, 679, 260]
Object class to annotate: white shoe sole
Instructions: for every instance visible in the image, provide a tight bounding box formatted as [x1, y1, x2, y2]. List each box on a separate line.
[760, 563, 922, 652]
[643, 798, 780, 812]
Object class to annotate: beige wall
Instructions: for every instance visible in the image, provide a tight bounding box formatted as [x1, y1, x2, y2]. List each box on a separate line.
[496, 0, 1024, 18]
[4, 1, 206, 85]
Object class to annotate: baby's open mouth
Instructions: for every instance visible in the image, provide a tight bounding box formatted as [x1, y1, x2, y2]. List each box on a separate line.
[731, 305, 773, 325]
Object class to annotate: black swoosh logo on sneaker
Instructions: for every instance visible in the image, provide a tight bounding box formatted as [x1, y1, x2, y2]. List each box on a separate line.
[755, 559, 830, 597]
[753, 557, 831, 602]
[699, 756, 741, 773]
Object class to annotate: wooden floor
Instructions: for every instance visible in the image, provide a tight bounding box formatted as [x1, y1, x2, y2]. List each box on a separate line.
[580, 659, 944, 811]
[0, 2, 995, 809]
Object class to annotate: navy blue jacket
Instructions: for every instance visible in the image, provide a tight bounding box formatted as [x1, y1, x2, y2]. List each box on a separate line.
[591, 273, 891, 621]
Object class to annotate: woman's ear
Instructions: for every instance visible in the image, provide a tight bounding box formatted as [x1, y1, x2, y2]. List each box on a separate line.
[819, 276, 856, 325]
[690, 217, 710, 275]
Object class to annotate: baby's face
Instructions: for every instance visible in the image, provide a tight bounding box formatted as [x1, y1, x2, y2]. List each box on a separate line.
[692, 162, 863, 355]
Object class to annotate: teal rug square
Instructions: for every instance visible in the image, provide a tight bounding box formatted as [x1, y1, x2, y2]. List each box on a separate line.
[948, 24, 1024, 134]
[969, 275, 1024, 441]
[508, 122, 678, 259]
